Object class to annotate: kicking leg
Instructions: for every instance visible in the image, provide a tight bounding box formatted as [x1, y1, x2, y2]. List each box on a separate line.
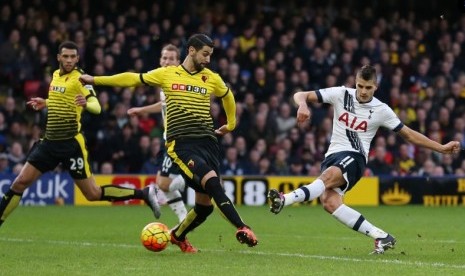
[322, 189, 396, 254]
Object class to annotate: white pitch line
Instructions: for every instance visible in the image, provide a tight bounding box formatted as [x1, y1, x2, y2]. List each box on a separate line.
[1, 237, 465, 270]
[228, 250, 465, 270]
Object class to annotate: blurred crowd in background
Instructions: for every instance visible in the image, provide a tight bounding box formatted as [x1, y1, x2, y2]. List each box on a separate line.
[1, 0, 465, 178]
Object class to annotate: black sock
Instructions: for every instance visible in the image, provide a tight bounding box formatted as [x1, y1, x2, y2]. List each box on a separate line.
[205, 177, 245, 228]
[174, 204, 213, 240]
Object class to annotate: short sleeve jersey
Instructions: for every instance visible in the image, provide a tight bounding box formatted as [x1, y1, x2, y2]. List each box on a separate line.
[46, 68, 97, 140]
[316, 86, 403, 162]
[141, 65, 229, 142]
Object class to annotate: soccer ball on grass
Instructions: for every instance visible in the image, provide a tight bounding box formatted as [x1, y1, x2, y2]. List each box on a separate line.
[140, 222, 170, 252]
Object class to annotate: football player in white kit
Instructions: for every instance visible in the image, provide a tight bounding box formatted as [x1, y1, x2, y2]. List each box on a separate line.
[128, 44, 187, 223]
[268, 65, 461, 254]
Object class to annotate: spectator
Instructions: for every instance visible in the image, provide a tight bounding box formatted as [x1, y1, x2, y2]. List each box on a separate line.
[245, 149, 261, 175]
[130, 135, 151, 173]
[233, 136, 248, 163]
[289, 158, 305, 175]
[221, 146, 246, 176]
[275, 102, 297, 143]
[272, 148, 290, 176]
[141, 137, 161, 175]
[395, 144, 416, 176]
[367, 146, 393, 176]
[6, 141, 25, 167]
[0, 153, 11, 174]
[109, 123, 138, 173]
[237, 24, 256, 55]
[0, 29, 23, 81]
[409, 107, 428, 134]
[257, 157, 274, 175]
[416, 159, 436, 177]
[247, 112, 276, 148]
[100, 162, 114, 174]
[0, 112, 7, 135]
[1, 96, 25, 126]
[225, 62, 247, 102]
[441, 154, 455, 175]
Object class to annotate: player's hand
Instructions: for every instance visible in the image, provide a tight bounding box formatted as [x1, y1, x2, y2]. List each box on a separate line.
[296, 104, 311, 125]
[215, 124, 232, 136]
[75, 95, 87, 107]
[127, 107, 142, 116]
[79, 74, 95, 85]
[27, 97, 46, 111]
[442, 141, 461, 154]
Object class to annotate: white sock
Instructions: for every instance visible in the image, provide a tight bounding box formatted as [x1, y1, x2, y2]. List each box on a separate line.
[169, 175, 185, 192]
[332, 204, 388, 239]
[283, 179, 325, 206]
[164, 190, 188, 223]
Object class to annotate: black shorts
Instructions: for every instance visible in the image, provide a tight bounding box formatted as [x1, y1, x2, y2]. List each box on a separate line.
[27, 133, 92, 179]
[321, 151, 366, 193]
[158, 151, 181, 177]
[166, 137, 220, 193]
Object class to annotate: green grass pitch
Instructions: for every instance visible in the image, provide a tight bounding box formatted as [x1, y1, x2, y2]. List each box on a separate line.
[1, 205, 464, 275]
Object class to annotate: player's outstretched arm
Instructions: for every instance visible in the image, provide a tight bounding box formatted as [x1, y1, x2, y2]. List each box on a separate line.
[398, 125, 461, 154]
[80, 72, 142, 87]
[79, 74, 95, 85]
[127, 102, 163, 116]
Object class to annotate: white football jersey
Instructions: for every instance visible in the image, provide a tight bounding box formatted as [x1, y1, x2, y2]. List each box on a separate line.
[317, 86, 403, 162]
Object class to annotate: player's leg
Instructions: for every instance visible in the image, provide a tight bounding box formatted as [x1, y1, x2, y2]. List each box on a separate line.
[268, 169, 331, 214]
[199, 170, 257, 247]
[155, 173, 187, 222]
[268, 152, 360, 213]
[0, 162, 42, 227]
[169, 174, 185, 191]
[157, 154, 187, 222]
[74, 175, 161, 218]
[70, 134, 160, 218]
[322, 154, 395, 254]
[322, 189, 396, 254]
[0, 140, 55, 227]
[167, 139, 257, 247]
[170, 192, 213, 253]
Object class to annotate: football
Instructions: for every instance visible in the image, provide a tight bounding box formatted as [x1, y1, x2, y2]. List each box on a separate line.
[140, 222, 171, 252]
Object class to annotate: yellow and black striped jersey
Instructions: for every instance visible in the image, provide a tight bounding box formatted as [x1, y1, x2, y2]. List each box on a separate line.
[45, 68, 97, 140]
[141, 65, 229, 142]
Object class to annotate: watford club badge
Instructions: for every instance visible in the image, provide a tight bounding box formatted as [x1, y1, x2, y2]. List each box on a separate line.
[201, 75, 208, 83]
[188, 160, 195, 168]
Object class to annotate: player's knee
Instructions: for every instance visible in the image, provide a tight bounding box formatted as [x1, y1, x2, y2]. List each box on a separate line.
[194, 203, 214, 219]
[11, 175, 33, 192]
[204, 176, 224, 197]
[200, 170, 218, 187]
[157, 176, 171, 192]
[82, 186, 102, 201]
[320, 196, 340, 214]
